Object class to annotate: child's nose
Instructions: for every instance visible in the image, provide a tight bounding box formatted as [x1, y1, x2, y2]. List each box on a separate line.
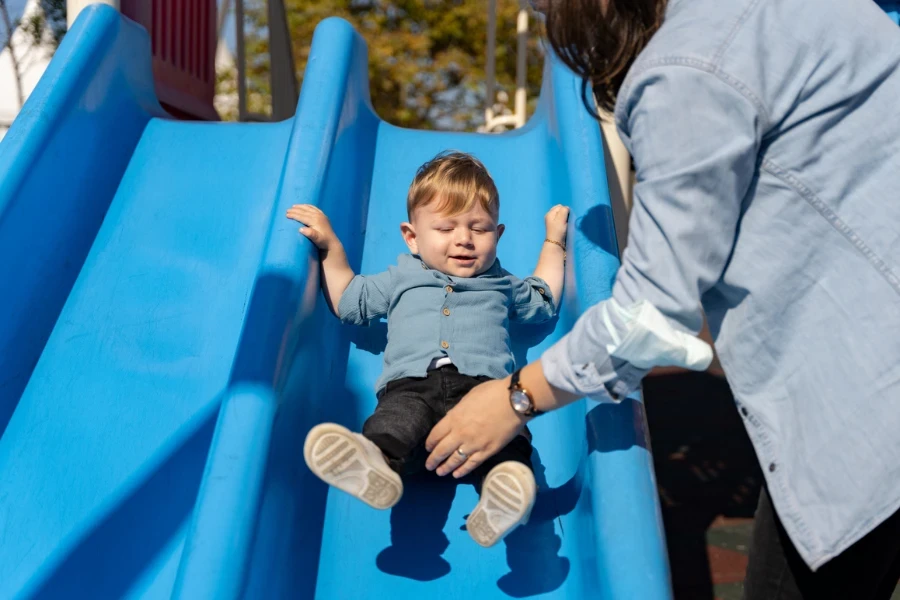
[455, 230, 473, 245]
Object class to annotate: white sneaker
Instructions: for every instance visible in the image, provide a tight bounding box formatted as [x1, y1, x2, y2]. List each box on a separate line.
[303, 423, 403, 510]
[466, 461, 537, 547]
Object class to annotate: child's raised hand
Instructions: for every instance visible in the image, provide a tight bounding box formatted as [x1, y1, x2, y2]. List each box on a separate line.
[286, 204, 339, 250]
[544, 205, 570, 243]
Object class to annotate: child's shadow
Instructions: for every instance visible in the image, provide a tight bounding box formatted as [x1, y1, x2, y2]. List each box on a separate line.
[375, 470, 457, 582]
[493, 450, 574, 597]
[375, 449, 574, 596]
[375, 400, 645, 594]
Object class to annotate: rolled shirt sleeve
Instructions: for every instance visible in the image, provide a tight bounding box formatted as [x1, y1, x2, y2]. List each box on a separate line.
[336, 269, 393, 326]
[543, 64, 762, 401]
[509, 275, 557, 324]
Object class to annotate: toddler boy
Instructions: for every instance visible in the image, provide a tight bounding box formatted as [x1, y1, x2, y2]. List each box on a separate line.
[287, 151, 568, 547]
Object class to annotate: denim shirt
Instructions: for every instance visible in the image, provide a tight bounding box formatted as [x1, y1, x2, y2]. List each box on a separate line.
[339, 254, 556, 393]
[542, 0, 900, 570]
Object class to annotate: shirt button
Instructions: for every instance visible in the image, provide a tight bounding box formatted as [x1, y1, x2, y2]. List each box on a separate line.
[441, 340, 450, 349]
[442, 308, 451, 316]
[538, 287, 546, 295]
[768, 463, 777, 473]
[445, 285, 453, 293]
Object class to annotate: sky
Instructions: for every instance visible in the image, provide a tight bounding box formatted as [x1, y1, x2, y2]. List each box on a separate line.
[0, 0, 31, 48]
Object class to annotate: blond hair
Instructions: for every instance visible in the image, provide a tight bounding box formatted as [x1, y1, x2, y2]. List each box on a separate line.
[407, 151, 499, 220]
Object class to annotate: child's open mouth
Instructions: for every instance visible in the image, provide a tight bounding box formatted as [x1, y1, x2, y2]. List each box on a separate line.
[450, 256, 476, 264]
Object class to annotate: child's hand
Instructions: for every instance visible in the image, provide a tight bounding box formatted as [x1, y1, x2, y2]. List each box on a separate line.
[286, 204, 339, 250]
[544, 205, 570, 244]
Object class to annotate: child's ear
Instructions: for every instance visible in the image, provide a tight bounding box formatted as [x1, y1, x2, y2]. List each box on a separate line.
[400, 222, 418, 253]
[497, 223, 506, 239]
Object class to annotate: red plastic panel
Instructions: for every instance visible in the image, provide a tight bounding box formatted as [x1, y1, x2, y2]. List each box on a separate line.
[122, 0, 219, 120]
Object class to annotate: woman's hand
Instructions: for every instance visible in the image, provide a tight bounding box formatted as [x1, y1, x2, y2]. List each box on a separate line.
[425, 377, 527, 478]
[427, 361, 579, 478]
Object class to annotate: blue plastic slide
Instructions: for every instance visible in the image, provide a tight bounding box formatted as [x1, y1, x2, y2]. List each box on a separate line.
[0, 6, 671, 599]
[878, 1, 900, 24]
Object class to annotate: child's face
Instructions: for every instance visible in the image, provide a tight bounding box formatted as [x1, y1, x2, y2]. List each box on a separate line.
[400, 200, 505, 278]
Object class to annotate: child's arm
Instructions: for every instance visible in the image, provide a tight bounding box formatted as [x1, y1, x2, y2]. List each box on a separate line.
[532, 205, 569, 304]
[286, 204, 355, 314]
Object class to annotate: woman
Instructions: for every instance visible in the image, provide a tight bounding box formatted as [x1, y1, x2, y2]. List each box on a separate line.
[424, 0, 900, 597]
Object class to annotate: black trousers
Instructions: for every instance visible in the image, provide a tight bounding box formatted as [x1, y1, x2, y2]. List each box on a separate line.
[743, 486, 900, 600]
[362, 365, 533, 482]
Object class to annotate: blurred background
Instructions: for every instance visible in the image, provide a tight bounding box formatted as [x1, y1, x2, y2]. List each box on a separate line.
[1, 0, 544, 133]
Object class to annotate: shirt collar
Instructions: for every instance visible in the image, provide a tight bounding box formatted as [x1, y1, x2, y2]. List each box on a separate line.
[403, 254, 504, 278]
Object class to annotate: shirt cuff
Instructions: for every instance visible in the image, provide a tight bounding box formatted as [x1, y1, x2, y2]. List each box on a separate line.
[519, 275, 559, 321]
[541, 334, 648, 403]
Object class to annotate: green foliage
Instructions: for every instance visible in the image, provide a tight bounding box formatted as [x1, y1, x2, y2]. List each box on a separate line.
[239, 0, 545, 130]
[18, 0, 67, 51]
[1, 0, 65, 110]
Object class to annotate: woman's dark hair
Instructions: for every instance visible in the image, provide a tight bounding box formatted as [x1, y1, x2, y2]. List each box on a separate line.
[546, 0, 666, 116]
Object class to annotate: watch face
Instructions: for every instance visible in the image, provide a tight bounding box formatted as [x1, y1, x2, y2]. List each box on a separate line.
[511, 390, 532, 413]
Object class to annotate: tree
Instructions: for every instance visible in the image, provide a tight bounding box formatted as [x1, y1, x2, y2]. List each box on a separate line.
[21, 0, 67, 50]
[236, 0, 545, 130]
[0, 0, 25, 108]
[0, 0, 66, 111]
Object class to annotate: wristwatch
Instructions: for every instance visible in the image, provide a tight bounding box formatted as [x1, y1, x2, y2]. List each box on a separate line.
[508, 368, 544, 417]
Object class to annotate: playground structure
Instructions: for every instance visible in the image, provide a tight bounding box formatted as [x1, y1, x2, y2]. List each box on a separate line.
[4, 2, 898, 599]
[0, 4, 670, 598]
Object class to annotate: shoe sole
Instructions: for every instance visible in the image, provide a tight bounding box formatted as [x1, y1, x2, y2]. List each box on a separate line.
[303, 423, 402, 510]
[467, 461, 536, 547]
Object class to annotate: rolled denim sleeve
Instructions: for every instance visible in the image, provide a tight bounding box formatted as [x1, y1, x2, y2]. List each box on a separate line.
[543, 64, 762, 400]
[509, 275, 557, 324]
[336, 269, 393, 325]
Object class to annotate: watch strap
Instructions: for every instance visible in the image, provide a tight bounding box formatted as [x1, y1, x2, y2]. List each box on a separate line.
[509, 368, 544, 417]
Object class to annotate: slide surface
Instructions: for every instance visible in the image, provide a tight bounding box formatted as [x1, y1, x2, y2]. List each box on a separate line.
[0, 6, 671, 599]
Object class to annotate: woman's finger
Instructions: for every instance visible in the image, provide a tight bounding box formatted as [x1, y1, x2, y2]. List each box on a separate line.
[425, 414, 451, 452]
[435, 447, 470, 476]
[452, 453, 484, 479]
[425, 433, 462, 471]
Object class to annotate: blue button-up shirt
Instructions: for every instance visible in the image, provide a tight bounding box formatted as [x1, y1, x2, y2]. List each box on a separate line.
[339, 254, 556, 393]
[543, 0, 900, 570]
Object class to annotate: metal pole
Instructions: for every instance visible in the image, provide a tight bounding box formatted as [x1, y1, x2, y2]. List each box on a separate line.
[235, 0, 248, 120]
[485, 0, 497, 126]
[67, 0, 119, 28]
[217, 0, 233, 41]
[514, 0, 528, 127]
[268, 0, 298, 120]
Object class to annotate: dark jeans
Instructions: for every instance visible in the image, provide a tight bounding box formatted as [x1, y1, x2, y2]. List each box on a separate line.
[743, 486, 900, 600]
[362, 365, 533, 482]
